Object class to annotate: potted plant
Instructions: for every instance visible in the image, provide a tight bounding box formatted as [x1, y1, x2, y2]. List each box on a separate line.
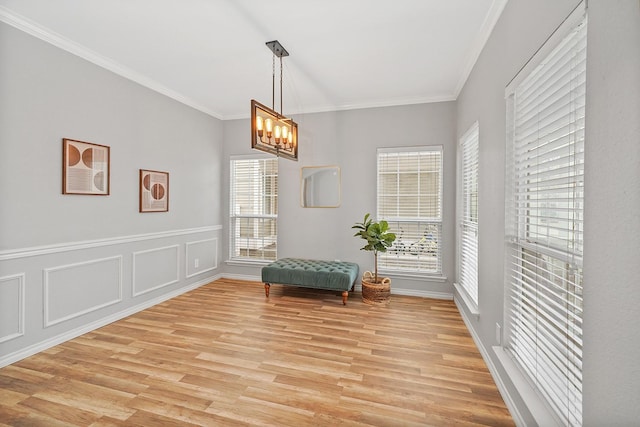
[352, 213, 396, 305]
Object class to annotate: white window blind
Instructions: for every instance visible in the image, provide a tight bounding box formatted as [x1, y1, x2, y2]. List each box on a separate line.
[377, 146, 443, 275]
[504, 11, 586, 427]
[459, 123, 479, 305]
[230, 157, 278, 261]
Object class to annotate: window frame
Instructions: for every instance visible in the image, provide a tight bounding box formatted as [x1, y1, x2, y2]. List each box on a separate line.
[503, 5, 586, 426]
[229, 155, 278, 264]
[457, 122, 479, 309]
[376, 145, 444, 278]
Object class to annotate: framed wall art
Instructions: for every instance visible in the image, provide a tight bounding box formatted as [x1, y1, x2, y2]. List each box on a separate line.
[62, 138, 110, 195]
[139, 169, 169, 212]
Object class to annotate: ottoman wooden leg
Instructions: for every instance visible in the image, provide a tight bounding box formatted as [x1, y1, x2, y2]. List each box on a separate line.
[342, 290, 348, 305]
[264, 283, 270, 298]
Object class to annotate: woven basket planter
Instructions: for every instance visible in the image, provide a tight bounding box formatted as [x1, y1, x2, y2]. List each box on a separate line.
[361, 271, 391, 305]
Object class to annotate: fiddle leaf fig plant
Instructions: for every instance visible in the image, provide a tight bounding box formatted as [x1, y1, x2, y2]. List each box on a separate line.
[352, 213, 396, 284]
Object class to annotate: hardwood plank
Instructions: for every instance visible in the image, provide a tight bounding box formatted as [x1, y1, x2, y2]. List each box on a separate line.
[0, 403, 74, 427]
[0, 388, 27, 406]
[31, 378, 136, 421]
[17, 396, 102, 426]
[127, 396, 244, 426]
[0, 279, 513, 426]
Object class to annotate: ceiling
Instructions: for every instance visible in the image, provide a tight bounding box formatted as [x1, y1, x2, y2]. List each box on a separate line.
[0, 0, 508, 120]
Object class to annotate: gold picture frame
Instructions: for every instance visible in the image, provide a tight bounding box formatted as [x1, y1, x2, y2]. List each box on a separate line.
[139, 169, 169, 213]
[62, 138, 110, 195]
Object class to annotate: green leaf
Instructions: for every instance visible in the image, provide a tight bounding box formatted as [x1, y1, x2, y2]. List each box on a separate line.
[352, 213, 397, 276]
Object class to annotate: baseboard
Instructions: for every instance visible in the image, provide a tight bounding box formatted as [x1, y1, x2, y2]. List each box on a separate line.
[354, 282, 453, 300]
[220, 274, 453, 300]
[391, 287, 453, 300]
[454, 296, 526, 427]
[0, 275, 218, 368]
[221, 273, 261, 283]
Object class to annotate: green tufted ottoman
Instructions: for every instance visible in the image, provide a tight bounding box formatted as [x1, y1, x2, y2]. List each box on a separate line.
[262, 258, 359, 305]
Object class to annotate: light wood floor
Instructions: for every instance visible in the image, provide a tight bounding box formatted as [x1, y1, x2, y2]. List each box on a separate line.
[0, 279, 513, 426]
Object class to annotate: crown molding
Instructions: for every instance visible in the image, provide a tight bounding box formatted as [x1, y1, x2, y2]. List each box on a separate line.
[0, 6, 224, 120]
[1, 3, 503, 122]
[309, 93, 458, 114]
[222, 93, 457, 120]
[453, 0, 510, 97]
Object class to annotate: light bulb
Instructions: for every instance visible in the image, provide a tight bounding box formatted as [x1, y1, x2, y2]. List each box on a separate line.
[274, 125, 281, 143]
[265, 118, 273, 138]
[256, 116, 263, 137]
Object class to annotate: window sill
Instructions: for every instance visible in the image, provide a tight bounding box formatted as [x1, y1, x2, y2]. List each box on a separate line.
[453, 282, 479, 317]
[493, 346, 560, 427]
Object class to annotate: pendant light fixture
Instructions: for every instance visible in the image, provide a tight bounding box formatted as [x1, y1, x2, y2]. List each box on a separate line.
[251, 40, 298, 161]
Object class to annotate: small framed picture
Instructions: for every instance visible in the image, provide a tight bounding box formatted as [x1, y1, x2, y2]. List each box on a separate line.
[139, 169, 169, 212]
[62, 138, 110, 195]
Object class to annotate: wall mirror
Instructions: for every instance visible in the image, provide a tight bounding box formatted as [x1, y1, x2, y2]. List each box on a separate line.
[300, 166, 341, 208]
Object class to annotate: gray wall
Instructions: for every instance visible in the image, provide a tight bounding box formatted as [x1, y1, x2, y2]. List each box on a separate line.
[0, 22, 224, 364]
[223, 102, 457, 298]
[3, 1, 639, 423]
[456, 0, 640, 425]
[582, 0, 640, 424]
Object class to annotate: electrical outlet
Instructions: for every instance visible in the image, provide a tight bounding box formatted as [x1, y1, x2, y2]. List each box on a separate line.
[496, 323, 502, 345]
[194, 258, 199, 268]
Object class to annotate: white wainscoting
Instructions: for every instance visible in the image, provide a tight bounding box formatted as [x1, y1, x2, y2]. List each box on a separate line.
[185, 237, 218, 278]
[0, 273, 25, 343]
[132, 245, 180, 297]
[0, 225, 221, 368]
[43, 256, 123, 327]
[0, 226, 220, 261]
[0, 274, 222, 369]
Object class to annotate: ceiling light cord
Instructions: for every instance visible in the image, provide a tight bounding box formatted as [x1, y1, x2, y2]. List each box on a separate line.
[270, 53, 285, 116]
[280, 56, 283, 116]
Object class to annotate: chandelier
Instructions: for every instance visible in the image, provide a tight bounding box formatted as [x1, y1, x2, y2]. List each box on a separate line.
[251, 40, 298, 161]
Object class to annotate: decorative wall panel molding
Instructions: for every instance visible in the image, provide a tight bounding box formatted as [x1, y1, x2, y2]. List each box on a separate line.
[132, 245, 179, 297]
[0, 226, 220, 367]
[0, 274, 221, 369]
[0, 225, 221, 261]
[185, 238, 218, 278]
[43, 256, 123, 327]
[0, 273, 25, 343]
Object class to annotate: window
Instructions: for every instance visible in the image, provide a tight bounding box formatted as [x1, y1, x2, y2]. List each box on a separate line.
[504, 11, 586, 427]
[458, 122, 479, 305]
[377, 146, 443, 275]
[229, 157, 278, 262]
